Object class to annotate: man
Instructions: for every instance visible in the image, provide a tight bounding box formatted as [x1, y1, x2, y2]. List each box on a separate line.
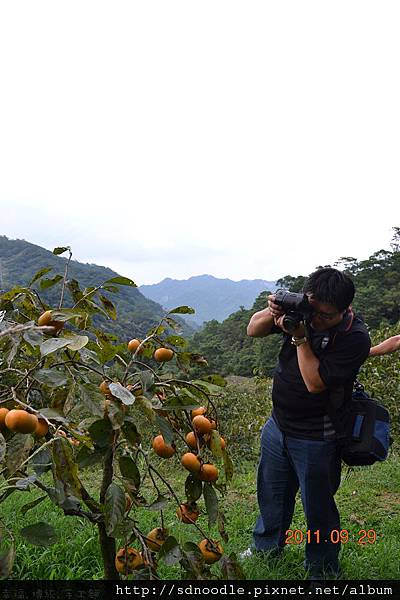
[244, 267, 370, 579]
[369, 334, 400, 356]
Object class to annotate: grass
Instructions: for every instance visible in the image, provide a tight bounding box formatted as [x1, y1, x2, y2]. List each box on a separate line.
[224, 455, 400, 580]
[1, 376, 399, 581]
[1, 450, 399, 580]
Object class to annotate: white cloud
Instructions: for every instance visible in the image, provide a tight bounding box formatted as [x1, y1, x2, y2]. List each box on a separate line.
[1, 1, 399, 284]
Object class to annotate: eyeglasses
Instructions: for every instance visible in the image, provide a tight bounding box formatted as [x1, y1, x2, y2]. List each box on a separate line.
[312, 310, 340, 321]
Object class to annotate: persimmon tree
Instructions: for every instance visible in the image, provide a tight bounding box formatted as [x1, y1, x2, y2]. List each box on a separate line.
[0, 247, 242, 580]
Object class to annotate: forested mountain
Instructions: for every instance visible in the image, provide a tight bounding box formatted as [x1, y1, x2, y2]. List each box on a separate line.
[188, 229, 400, 377]
[0, 236, 193, 339]
[2, 229, 399, 378]
[140, 274, 277, 327]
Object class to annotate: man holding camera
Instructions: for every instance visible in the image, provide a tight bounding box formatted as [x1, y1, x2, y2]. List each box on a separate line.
[245, 267, 370, 579]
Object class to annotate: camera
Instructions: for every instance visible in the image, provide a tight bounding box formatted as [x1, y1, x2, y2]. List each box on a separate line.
[274, 290, 313, 333]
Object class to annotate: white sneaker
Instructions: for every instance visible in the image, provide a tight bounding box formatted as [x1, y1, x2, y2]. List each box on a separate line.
[239, 547, 283, 560]
[239, 547, 254, 559]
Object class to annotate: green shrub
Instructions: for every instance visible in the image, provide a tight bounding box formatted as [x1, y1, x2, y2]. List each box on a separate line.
[359, 321, 400, 443]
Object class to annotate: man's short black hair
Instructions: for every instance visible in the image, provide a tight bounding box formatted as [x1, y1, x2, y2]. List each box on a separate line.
[302, 267, 355, 312]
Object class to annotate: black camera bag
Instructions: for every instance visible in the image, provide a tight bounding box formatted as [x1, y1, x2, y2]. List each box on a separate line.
[317, 313, 392, 467]
[327, 381, 391, 467]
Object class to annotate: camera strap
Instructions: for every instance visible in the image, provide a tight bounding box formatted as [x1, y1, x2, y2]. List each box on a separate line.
[320, 307, 356, 443]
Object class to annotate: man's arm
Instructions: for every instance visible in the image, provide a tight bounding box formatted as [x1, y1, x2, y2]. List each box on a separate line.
[369, 335, 400, 357]
[249, 297, 326, 391]
[296, 341, 326, 394]
[275, 316, 326, 394]
[247, 307, 276, 337]
[247, 295, 284, 338]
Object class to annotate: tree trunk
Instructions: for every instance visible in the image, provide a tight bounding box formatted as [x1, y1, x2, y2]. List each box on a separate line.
[98, 522, 119, 579]
[98, 440, 120, 579]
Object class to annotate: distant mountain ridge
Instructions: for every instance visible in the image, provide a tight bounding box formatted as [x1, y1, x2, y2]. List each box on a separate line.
[140, 274, 277, 327]
[0, 236, 194, 338]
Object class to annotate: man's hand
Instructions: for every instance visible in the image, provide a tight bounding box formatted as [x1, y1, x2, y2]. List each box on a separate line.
[274, 315, 306, 337]
[290, 322, 306, 338]
[268, 295, 305, 337]
[267, 294, 284, 319]
[247, 295, 281, 338]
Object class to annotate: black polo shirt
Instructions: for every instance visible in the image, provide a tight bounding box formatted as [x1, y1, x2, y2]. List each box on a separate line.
[271, 311, 371, 440]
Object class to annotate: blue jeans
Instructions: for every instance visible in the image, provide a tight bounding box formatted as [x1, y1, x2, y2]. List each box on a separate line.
[253, 416, 342, 576]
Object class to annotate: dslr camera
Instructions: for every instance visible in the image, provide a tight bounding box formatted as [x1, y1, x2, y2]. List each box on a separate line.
[274, 290, 313, 334]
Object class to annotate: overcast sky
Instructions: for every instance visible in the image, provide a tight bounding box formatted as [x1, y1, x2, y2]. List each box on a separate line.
[0, 1, 398, 285]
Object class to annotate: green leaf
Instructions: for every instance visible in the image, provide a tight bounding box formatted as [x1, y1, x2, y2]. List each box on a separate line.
[95, 342, 117, 364]
[99, 294, 117, 320]
[0, 285, 29, 302]
[119, 456, 141, 488]
[104, 483, 126, 536]
[5, 336, 20, 367]
[158, 536, 182, 566]
[105, 399, 126, 431]
[34, 369, 68, 387]
[81, 286, 98, 301]
[192, 379, 222, 394]
[163, 317, 182, 333]
[49, 309, 85, 322]
[65, 334, 89, 351]
[51, 387, 75, 414]
[6, 433, 34, 475]
[0, 545, 16, 579]
[15, 474, 38, 490]
[80, 348, 101, 366]
[139, 371, 155, 392]
[23, 329, 43, 347]
[219, 553, 246, 580]
[218, 509, 229, 543]
[168, 306, 195, 315]
[53, 246, 70, 256]
[162, 396, 198, 411]
[39, 275, 64, 290]
[85, 300, 110, 320]
[177, 387, 199, 400]
[175, 381, 208, 400]
[76, 446, 105, 469]
[147, 494, 168, 511]
[31, 448, 52, 476]
[188, 353, 208, 366]
[105, 276, 137, 287]
[109, 382, 135, 405]
[164, 335, 188, 348]
[155, 415, 175, 445]
[175, 353, 191, 372]
[208, 430, 224, 458]
[29, 267, 53, 286]
[38, 408, 66, 422]
[203, 482, 218, 527]
[66, 279, 83, 303]
[0, 433, 6, 463]
[134, 396, 156, 422]
[200, 374, 227, 387]
[185, 474, 203, 503]
[88, 419, 114, 448]
[152, 324, 165, 336]
[180, 542, 205, 576]
[40, 337, 71, 357]
[20, 522, 58, 546]
[222, 448, 234, 482]
[121, 419, 142, 446]
[20, 495, 47, 516]
[52, 437, 83, 500]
